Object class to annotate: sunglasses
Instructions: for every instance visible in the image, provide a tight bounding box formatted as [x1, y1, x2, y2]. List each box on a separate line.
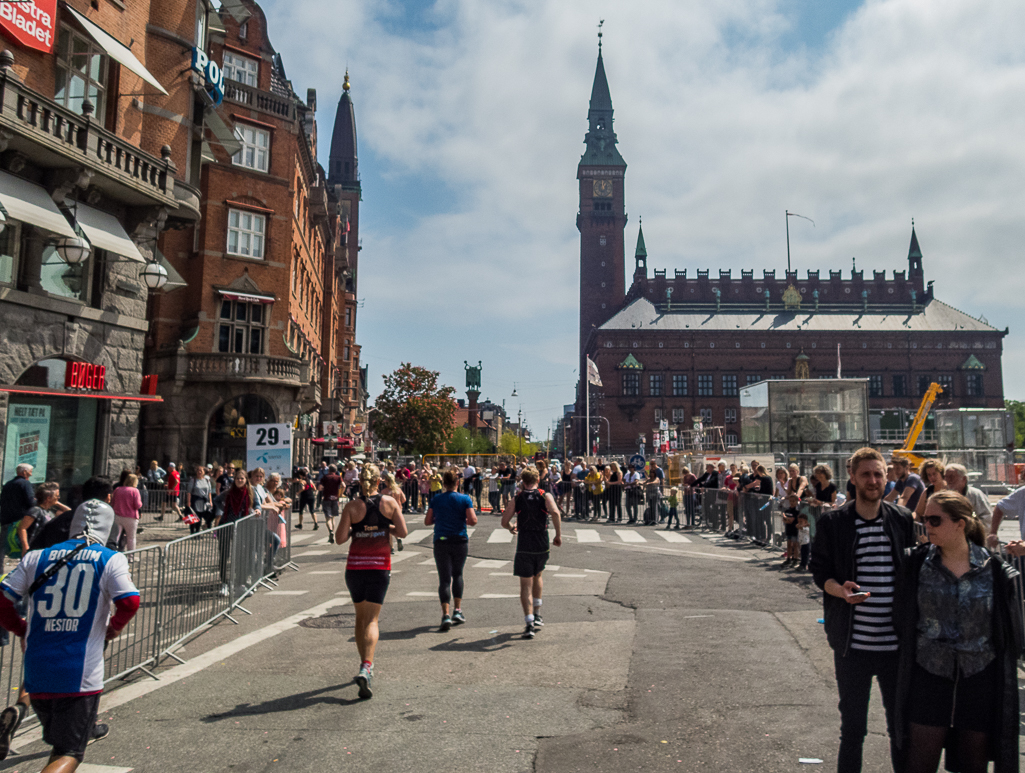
[923, 515, 949, 528]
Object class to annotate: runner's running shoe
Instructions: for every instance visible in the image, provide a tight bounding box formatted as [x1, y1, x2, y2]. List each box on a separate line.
[356, 667, 373, 699]
[532, 614, 543, 629]
[452, 610, 466, 625]
[440, 615, 452, 632]
[521, 624, 535, 640]
[0, 704, 24, 759]
[88, 723, 109, 744]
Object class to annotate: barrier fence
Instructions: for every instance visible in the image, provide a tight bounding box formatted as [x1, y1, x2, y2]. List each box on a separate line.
[0, 511, 297, 719]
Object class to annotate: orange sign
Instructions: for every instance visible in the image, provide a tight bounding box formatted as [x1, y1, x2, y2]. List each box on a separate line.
[0, 0, 56, 53]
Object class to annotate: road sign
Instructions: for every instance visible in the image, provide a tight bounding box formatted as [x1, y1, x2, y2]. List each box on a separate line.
[247, 423, 292, 476]
[323, 449, 339, 458]
[629, 453, 646, 468]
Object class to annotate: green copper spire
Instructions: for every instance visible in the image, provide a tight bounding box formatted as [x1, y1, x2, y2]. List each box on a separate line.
[908, 218, 923, 275]
[635, 219, 647, 258]
[580, 31, 625, 168]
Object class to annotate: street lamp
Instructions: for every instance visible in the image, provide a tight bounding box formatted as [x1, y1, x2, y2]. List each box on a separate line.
[56, 234, 90, 265]
[140, 260, 168, 290]
[517, 407, 522, 460]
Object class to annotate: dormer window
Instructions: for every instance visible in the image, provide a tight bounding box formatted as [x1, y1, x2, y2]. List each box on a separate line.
[223, 51, 258, 87]
[238, 20, 248, 40]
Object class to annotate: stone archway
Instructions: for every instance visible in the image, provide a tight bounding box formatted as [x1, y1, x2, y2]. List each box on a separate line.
[206, 394, 277, 468]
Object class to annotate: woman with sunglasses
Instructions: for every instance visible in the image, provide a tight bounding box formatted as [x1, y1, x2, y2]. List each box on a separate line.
[894, 491, 1021, 773]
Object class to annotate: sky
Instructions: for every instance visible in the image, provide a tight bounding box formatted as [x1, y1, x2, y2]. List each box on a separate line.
[262, 0, 1025, 438]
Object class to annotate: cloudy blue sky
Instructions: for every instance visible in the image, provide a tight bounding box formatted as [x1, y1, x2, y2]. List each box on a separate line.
[262, 0, 1025, 437]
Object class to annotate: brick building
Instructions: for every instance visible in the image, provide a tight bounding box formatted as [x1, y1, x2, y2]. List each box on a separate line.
[141, 0, 362, 469]
[574, 46, 1007, 456]
[0, 0, 202, 499]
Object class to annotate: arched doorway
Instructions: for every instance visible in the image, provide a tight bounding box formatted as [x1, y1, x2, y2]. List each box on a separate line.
[207, 394, 276, 469]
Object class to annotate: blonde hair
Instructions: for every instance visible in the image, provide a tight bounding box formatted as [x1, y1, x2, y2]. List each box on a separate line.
[360, 463, 381, 497]
[381, 471, 402, 497]
[520, 465, 539, 486]
[125, 473, 138, 488]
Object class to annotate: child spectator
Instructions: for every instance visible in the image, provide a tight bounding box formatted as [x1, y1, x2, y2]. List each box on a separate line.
[664, 487, 680, 530]
[796, 513, 811, 571]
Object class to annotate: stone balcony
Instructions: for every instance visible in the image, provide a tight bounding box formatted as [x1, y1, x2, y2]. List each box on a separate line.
[223, 80, 296, 121]
[0, 52, 199, 221]
[151, 351, 309, 388]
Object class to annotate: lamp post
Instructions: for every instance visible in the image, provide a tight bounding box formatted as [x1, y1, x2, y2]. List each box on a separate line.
[517, 407, 522, 461]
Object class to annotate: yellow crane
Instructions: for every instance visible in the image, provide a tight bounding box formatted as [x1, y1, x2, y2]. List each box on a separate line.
[891, 382, 943, 468]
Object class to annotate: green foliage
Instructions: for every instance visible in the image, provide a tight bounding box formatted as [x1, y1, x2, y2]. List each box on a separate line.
[445, 426, 494, 454]
[1006, 400, 1025, 448]
[499, 431, 538, 458]
[374, 363, 456, 455]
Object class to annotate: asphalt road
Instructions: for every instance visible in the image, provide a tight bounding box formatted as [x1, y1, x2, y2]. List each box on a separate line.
[1, 514, 901, 773]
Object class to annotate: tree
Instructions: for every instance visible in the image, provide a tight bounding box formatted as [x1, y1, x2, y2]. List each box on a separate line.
[499, 431, 538, 458]
[1006, 399, 1025, 448]
[445, 427, 494, 455]
[374, 364, 456, 455]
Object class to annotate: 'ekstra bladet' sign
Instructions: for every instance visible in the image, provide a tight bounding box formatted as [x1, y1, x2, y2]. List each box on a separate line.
[0, 0, 56, 54]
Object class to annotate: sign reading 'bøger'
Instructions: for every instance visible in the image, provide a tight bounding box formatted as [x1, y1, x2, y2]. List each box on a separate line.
[0, 0, 56, 54]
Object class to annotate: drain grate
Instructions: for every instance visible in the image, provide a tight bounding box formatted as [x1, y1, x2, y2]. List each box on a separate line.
[299, 612, 354, 629]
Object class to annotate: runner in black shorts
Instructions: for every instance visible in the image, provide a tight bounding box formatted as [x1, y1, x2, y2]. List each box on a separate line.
[336, 463, 407, 699]
[501, 466, 561, 639]
[425, 469, 477, 631]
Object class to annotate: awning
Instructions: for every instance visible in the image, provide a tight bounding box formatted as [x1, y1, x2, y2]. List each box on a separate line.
[219, 0, 251, 24]
[218, 289, 274, 304]
[0, 171, 77, 238]
[154, 248, 187, 290]
[67, 202, 146, 263]
[205, 108, 243, 157]
[0, 385, 163, 403]
[65, 7, 168, 96]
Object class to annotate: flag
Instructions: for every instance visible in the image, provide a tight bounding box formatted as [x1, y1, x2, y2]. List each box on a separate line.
[836, 343, 842, 379]
[586, 356, 602, 387]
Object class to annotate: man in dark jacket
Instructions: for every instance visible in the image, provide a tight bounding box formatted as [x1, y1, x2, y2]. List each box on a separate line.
[809, 447, 915, 773]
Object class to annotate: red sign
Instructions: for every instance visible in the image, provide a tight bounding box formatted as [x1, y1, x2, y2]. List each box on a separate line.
[0, 0, 56, 53]
[65, 362, 106, 391]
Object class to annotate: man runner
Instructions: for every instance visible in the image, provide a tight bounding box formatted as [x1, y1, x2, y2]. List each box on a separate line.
[501, 466, 561, 640]
[318, 464, 343, 544]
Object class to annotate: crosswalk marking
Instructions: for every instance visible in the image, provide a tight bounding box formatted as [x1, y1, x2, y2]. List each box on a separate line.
[614, 530, 647, 543]
[575, 529, 601, 543]
[390, 551, 423, 564]
[77, 765, 134, 773]
[473, 559, 509, 568]
[418, 558, 435, 565]
[547, 565, 560, 571]
[654, 531, 692, 543]
[406, 592, 436, 596]
[308, 571, 342, 575]
[487, 529, 514, 543]
[404, 529, 433, 544]
[265, 590, 309, 596]
[295, 550, 330, 557]
[480, 593, 519, 598]
[552, 574, 587, 578]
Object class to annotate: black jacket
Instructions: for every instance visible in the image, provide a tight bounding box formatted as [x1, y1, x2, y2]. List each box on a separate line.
[894, 545, 1021, 772]
[809, 498, 916, 654]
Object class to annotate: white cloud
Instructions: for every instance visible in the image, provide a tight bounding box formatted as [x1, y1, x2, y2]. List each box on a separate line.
[264, 0, 1025, 433]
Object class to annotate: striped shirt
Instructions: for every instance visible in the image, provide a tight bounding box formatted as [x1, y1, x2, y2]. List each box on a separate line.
[850, 516, 898, 652]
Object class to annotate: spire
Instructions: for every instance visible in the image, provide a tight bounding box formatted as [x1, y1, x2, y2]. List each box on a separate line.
[635, 218, 647, 258]
[580, 27, 625, 168]
[908, 218, 923, 275]
[328, 71, 359, 190]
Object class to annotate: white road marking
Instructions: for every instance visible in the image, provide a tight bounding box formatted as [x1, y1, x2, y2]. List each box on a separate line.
[548, 528, 556, 541]
[615, 530, 647, 543]
[546, 565, 560, 571]
[309, 571, 342, 575]
[480, 593, 519, 598]
[466, 528, 476, 538]
[473, 559, 509, 568]
[295, 550, 330, 557]
[584, 569, 606, 573]
[487, 529, 514, 543]
[77, 765, 134, 773]
[265, 590, 309, 596]
[404, 529, 434, 544]
[390, 550, 423, 564]
[575, 529, 601, 543]
[489, 572, 512, 576]
[654, 531, 692, 543]
[289, 533, 317, 544]
[406, 592, 436, 596]
[551, 574, 587, 578]
[418, 558, 435, 565]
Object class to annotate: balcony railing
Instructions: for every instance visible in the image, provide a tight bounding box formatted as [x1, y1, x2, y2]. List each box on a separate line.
[186, 353, 302, 383]
[223, 80, 296, 120]
[0, 52, 182, 211]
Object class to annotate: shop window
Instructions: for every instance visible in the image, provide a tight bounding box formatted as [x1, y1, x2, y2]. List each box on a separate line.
[232, 124, 269, 172]
[227, 209, 265, 258]
[223, 51, 259, 87]
[39, 244, 93, 303]
[55, 26, 108, 118]
[671, 374, 688, 397]
[0, 222, 20, 286]
[722, 374, 738, 396]
[622, 372, 639, 397]
[649, 373, 663, 397]
[868, 375, 883, 397]
[892, 375, 907, 398]
[217, 299, 268, 354]
[697, 374, 713, 397]
[966, 373, 984, 397]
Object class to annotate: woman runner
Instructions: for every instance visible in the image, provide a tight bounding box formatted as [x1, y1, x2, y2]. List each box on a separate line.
[425, 469, 477, 631]
[335, 463, 407, 699]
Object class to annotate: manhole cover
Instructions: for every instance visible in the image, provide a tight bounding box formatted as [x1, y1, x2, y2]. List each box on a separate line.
[299, 613, 354, 629]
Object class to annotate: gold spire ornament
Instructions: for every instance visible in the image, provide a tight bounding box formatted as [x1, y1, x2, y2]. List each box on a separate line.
[343, 70, 350, 92]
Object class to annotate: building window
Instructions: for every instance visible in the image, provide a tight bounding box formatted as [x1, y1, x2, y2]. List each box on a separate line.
[223, 51, 259, 87]
[699, 408, 713, 422]
[966, 373, 984, 397]
[892, 375, 907, 398]
[599, 235, 607, 246]
[746, 375, 762, 386]
[218, 299, 267, 354]
[649, 373, 663, 397]
[936, 375, 954, 396]
[725, 408, 737, 424]
[0, 222, 21, 286]
[672, 374, 688, 397]
[232, 124, 270, 172]
[671, 408, 685, 423]
[345, 308, 352, 328]
[868, 375, 883, 397]
[238, 20, 248, 40]
[227, 209, 265, 258]
[697, 374, 713, 397]
[654, 408, 663, 422]
[725, 432, 738, 447]
[622, 372, 639, 397]
[722, 374, 738, 396]
[343, 346, 350, 361]
[55, 27, 108, 117]
[918, 376, 932, 396]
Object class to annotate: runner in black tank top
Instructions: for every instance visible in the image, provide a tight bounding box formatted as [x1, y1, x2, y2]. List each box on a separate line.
[500, 466, 562, 639]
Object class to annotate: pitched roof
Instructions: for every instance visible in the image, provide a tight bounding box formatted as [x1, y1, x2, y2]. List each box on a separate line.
[589, 51, 613, 112]
[598, 297, 1001, 334]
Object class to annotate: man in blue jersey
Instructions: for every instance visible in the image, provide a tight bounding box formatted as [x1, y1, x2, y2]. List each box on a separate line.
[0, 476, 139, 772]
